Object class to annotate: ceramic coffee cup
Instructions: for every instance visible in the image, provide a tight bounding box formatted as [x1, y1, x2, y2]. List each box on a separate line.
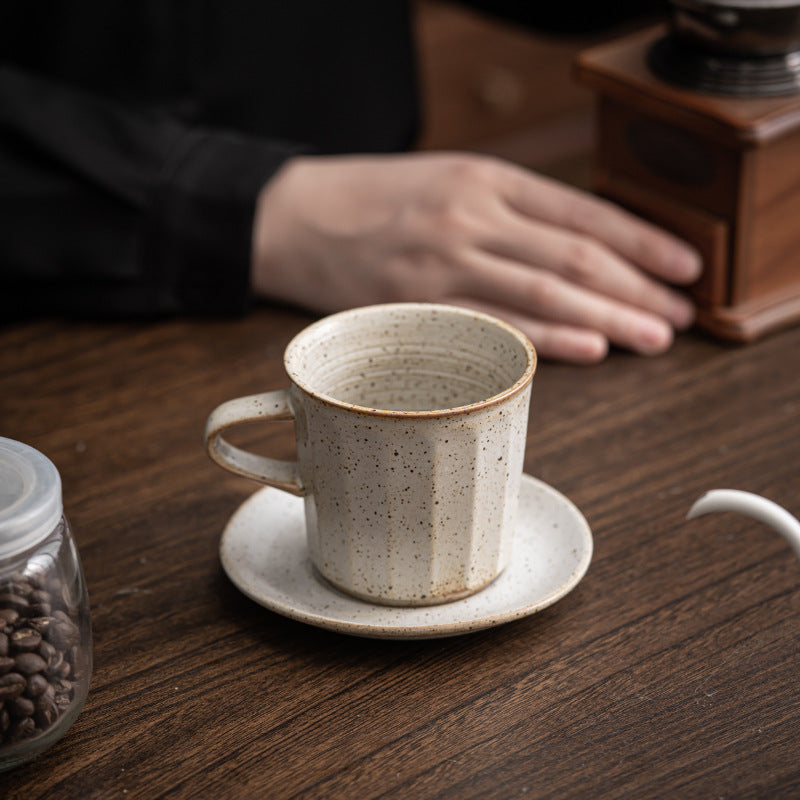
[204, 303, 536, 606]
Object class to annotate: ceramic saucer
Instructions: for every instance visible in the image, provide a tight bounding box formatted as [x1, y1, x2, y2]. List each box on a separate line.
[220, 473, 593, 640]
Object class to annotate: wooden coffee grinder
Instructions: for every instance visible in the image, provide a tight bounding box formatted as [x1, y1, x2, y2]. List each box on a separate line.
[574, 0, 800, 341]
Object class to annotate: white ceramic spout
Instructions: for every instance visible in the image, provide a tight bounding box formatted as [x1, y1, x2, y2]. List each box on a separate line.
[687, 489, 800, 561]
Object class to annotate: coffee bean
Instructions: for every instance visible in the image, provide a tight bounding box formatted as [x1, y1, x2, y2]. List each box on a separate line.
[38, 639, 56, 663]
[34, 684, 55, 711]
[0, 609, 19, 626]
[1, 570, 85, 752]
[69, 646, 86, 681]
[28, 616, 52, 636]
[27, 573, 46, 591]
[5, 582, 32, 598]
[0, 673, 26, 701]
[10, 628, 41, 653]
[34, 702, 56, 729]
[0, 594, 28, 614]
[8, 716, 35, 742]
[29, 590, 49, 606]
[45, 651, 63, 676]
[54, 692, 71, 712]
[50, 617, 79, 650]
[14, 652, 47, 676]
[8, 696, 35, 719]
[24, 674, 49, 698]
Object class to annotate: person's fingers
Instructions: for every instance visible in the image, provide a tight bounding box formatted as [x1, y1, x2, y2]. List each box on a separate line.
[446, 295, 609, 365]
[500, 167, 703, 285]
[459, 249, 675, 356]
[479, 207, 696, 330]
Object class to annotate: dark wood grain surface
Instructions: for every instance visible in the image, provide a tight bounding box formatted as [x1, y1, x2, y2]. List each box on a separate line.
[3, 7, 799, 794]
[1, 306, 799, 799]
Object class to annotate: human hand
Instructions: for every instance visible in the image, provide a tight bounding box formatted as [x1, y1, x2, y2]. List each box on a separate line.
[251, 153, 701, 364]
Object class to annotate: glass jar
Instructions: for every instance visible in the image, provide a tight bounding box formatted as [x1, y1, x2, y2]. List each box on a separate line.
[0, 437, 92, 772]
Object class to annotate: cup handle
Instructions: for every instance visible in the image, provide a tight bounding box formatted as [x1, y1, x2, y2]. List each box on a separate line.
[204, 390, 305, 496]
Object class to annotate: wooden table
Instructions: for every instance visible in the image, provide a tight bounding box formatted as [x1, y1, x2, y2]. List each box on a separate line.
[2, 306, 798, 799]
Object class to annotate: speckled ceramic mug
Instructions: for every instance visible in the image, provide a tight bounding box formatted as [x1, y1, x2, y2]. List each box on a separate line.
[205, 303, 536, 606]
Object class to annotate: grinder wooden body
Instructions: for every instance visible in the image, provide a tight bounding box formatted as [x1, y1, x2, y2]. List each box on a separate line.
[575, 26, 800, 342]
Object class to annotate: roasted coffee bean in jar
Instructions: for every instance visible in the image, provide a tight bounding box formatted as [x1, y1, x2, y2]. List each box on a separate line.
[0, 437, 92, 772]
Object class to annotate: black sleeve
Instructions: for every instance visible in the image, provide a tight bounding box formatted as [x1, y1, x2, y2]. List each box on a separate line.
[0, 66, 306, 320]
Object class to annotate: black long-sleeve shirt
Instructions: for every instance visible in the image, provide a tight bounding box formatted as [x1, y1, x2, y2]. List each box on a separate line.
[0, 1, 661, 320]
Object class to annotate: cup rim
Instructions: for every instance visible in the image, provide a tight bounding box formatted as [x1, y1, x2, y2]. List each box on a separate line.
[283, 303, 537, 419]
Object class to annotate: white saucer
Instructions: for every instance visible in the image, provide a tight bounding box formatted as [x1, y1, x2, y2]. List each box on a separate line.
[219, 473, 593, 640]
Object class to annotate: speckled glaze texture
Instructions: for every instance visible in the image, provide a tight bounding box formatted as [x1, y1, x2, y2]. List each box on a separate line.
[294, 385, 531, 605]
[219, 474, 593, 639]
[206, 303, 536, 607]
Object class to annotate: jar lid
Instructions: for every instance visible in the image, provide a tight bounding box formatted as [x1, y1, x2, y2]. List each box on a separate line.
[0, 437, 63, 559]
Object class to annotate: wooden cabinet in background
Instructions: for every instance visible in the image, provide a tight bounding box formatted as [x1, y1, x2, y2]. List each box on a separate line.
[414, 2, 599, 186]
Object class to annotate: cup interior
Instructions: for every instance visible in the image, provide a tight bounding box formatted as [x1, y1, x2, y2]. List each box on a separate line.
[285, 304, 535, 413]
